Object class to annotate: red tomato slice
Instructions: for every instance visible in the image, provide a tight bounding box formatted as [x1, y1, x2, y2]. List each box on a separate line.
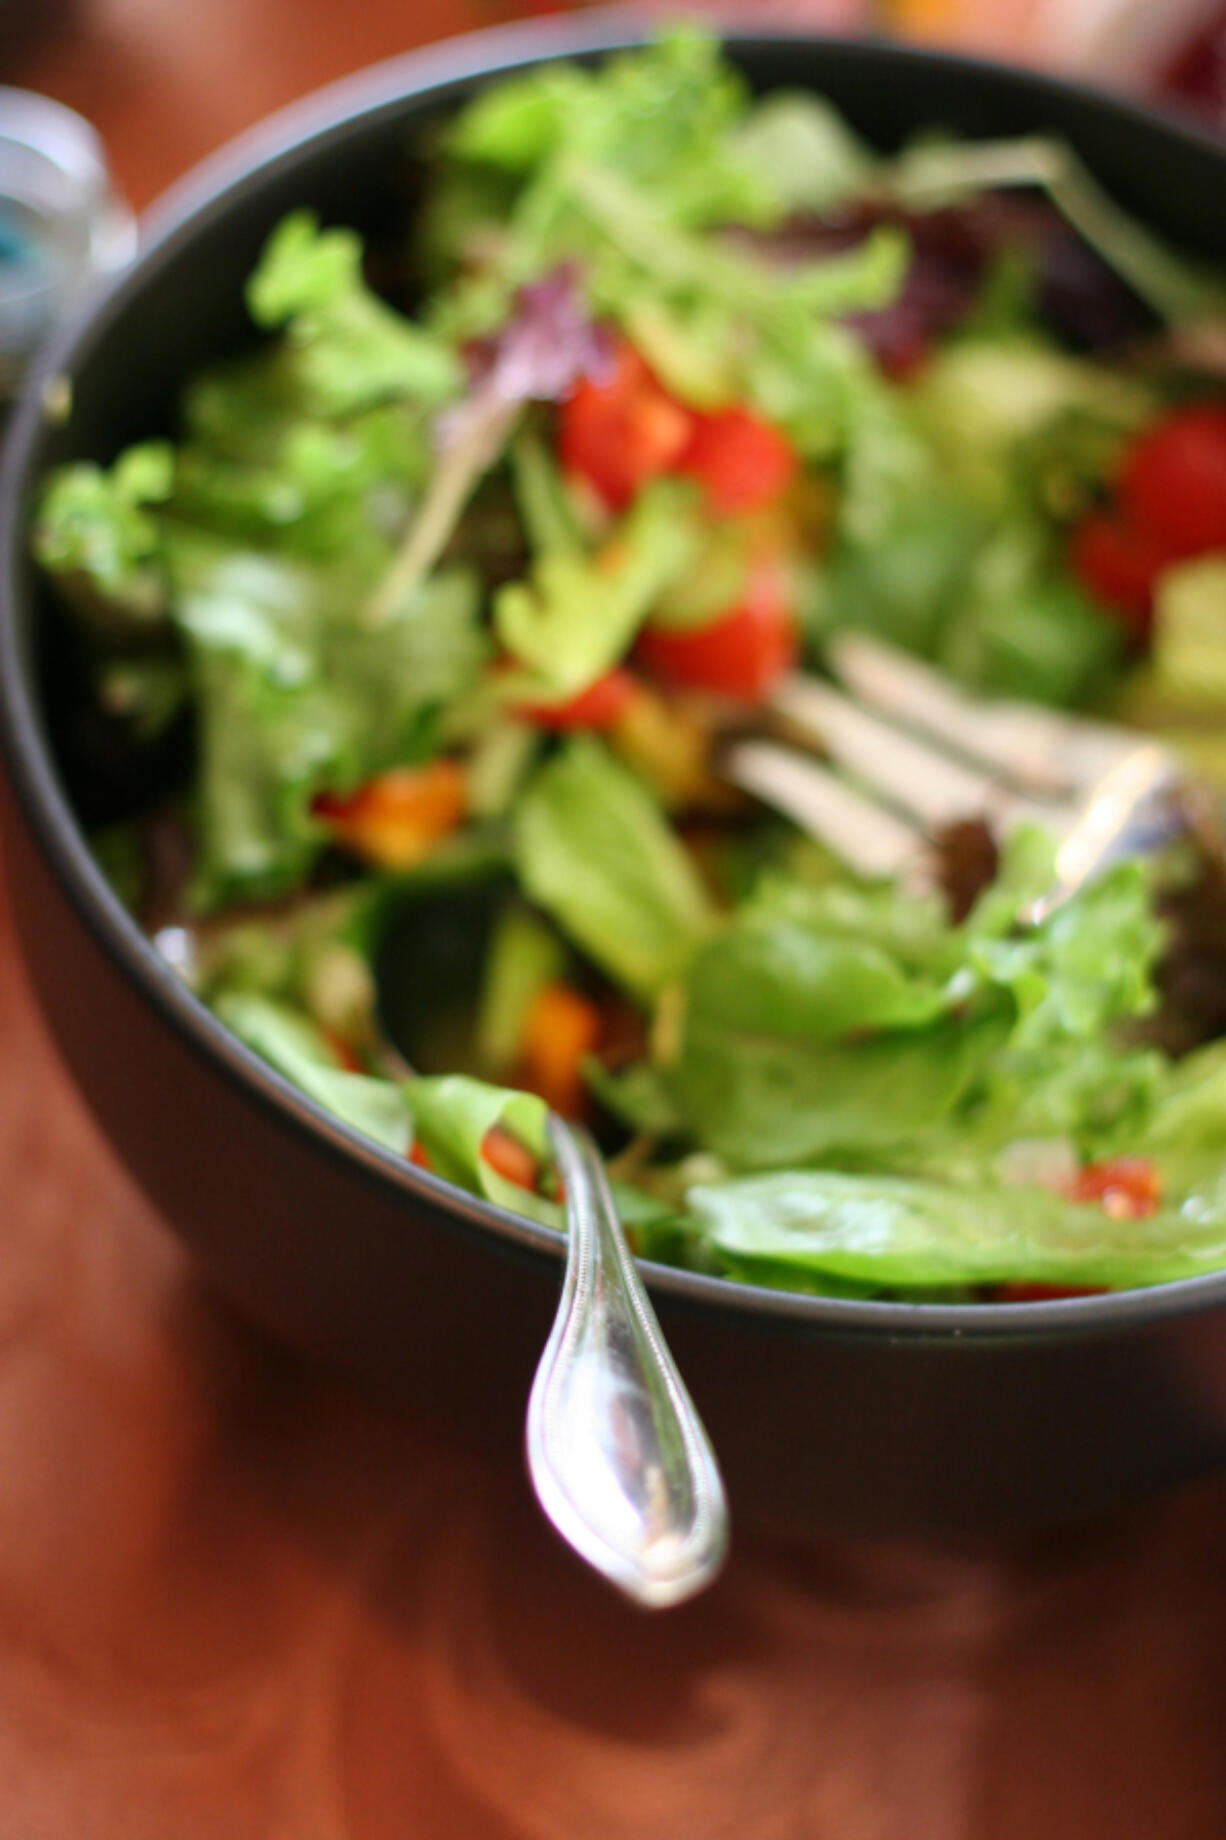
[1069, 512, 1176, 636]
[635, 558, 797, 702]
[559, 344, 694, 511]
[678, 406, 797, 515]
[515, 668, 637, 731]
[1119, 403, 1226, 559]
[1072, 1156, 1162, 1220]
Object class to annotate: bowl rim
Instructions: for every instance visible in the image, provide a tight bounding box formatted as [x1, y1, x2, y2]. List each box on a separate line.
[5, 8, 1226, 1344]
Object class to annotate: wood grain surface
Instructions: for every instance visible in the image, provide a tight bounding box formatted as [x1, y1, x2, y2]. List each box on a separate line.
[4, 4, 1226, 1835]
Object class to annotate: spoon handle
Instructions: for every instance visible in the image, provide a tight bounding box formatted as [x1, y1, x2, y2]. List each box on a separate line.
[526, 1116, 728, 1609]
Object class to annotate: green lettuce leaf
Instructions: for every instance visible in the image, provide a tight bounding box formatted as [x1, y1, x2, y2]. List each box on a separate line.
[408, 1073, 560, 1226]
[673, 1008, 1003, 1172]
[168, 533, 486, 906]
[214, 991, 412, 1153]
[918, 343, 1157, 480]
[686, 1167, 1226, 1291]
[495, 477, 700, 699]
[247, 211, 461, 416]
[668, 833, 1168, 1173]
[729, 91, 875, 216]
[32, 442, 174, 630]
[515, 737, 712, 996]
[447, 27, 777, 232]
[819, 487, 988, 657]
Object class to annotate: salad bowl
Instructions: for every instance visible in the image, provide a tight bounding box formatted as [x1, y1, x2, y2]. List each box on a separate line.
[4, 14, 1226, 1540]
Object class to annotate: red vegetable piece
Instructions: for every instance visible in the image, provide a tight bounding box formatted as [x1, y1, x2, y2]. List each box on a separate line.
[635, 556, 797, 702]
[996, 1284, 1105, 1303]
[516, 668, 637, 731]
[678, 405, 797, 514]
[321, 1028, 363, 1075]
[409, 1140, 434, 1172]
[558, 344, 694, 510]
[312, 761, 466, 870]
[481, 1125, 540, 1193]
[1119, 403, 1226, 559]
[1072, 1156, 1162, 1220]
[1069, 511, 1176, 636]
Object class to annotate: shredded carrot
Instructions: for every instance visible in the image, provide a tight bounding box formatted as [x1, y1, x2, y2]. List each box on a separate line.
[408, 1140, 434, 1173]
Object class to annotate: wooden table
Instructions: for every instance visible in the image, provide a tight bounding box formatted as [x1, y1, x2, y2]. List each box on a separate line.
[5, 4, 1226, 1834]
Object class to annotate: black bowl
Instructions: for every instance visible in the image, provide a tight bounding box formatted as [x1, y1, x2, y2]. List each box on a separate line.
[4, 15, 1226, 1541]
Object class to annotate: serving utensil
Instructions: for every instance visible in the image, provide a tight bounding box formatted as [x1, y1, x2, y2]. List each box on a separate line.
[527, 1115, 728, 1608]
[372, 1020, 727, 1609]
[723, 632, 1192, 906]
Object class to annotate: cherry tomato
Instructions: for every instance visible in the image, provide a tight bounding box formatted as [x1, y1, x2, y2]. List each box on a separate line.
[678, 406, 797, 515]
[515, 668, 637, 732]
[559, 344, 694, 511]
[481, 1125, 540, 1193]
[1072, 1156, 1162, 1220]
[634, 558, 797, 702]
[1069, 512, 1176, 636]
[1119, 403, 1226, 558]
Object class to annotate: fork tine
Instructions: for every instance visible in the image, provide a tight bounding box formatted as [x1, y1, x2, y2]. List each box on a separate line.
[721, 739, 926, 881]
[770, 672, 1062, 832]
[823, 633, 1142, 796]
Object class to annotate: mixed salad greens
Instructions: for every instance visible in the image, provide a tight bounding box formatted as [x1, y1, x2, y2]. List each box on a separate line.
[31, 31, 1226, 1300]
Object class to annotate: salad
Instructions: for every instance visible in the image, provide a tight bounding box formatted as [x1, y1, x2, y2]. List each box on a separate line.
[31, 31, 1226, 1301]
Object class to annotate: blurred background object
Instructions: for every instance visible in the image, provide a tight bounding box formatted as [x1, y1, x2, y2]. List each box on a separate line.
[0, 82, 133, 400]
[0, 0, 80, 81]
[885, 0, 1226, 128]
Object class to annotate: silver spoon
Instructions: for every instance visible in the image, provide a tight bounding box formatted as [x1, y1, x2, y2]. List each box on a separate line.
[527, 1114, 728, 1609]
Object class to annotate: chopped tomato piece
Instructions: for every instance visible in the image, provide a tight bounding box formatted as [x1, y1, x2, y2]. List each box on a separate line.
[634, 556, 797, 702]
[559, 343, 694, 510]
[1119, 403, 1226, 559]
[516, 980, 603, 1118]
[1069, 512, 1175, 637]
[408, 1140, 434, 1172]
[679, 406, 797, 515]
[516, 668, 637, 732]
[313, 760, 466, 871]
[1072, 1156, 1162, 1220]
[481, 1124, 540, 1193]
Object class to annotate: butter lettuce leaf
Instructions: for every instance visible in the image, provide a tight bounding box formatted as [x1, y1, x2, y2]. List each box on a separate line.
[515, 737, 712, 997]
[686, 1168, 1226, 1292]
[408, 1073, 560, 1227]
[215, 992, 412, 1153]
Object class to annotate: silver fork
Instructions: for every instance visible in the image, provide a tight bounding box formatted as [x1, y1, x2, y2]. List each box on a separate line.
[722, 632, 1190, 913]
